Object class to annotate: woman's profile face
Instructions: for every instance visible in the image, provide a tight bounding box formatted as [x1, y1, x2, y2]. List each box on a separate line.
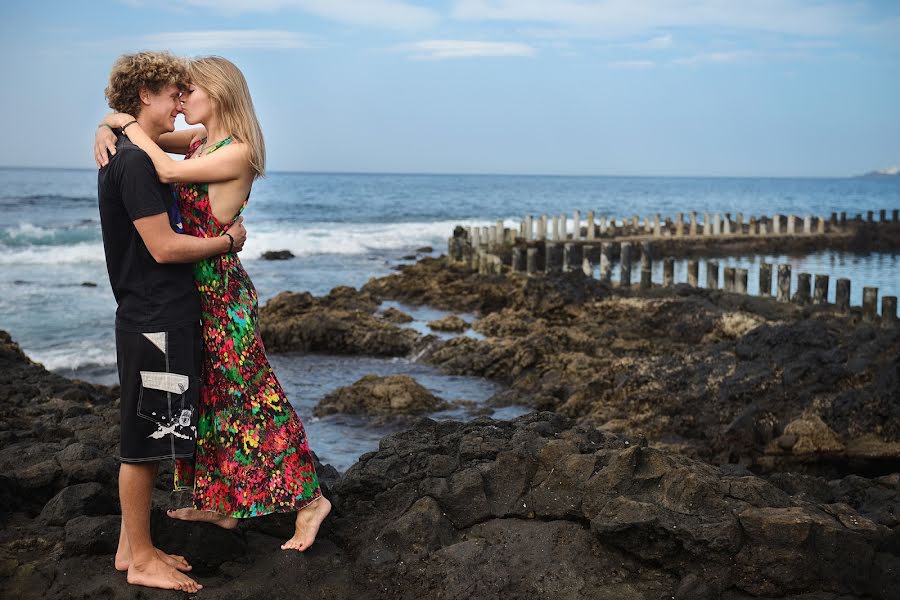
[179, 83, 212, 126]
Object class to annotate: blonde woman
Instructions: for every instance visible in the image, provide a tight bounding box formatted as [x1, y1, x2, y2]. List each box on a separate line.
[96, 56, 331, 551]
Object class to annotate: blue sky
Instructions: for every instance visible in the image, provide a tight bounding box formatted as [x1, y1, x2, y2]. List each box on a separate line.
[1, 0, 898, 176]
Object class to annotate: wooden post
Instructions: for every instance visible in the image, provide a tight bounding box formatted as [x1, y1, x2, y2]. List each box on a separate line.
[545, 241, 562, 273]
[777, 264, 791, 302]
[813, 274, 829, 304]
[663, 257, 674, 287]
[794, 273, 811, 304]
[839, 212, 846, 226]
[620, 242, 632, 288]
[749, 217, 757, 236]
[723, 267, 735, 292]
[817, 217, 825, 234]
[723, 217, 731, 236]
[893, 209, 899, 222]
[582, 244, 594, 277]
[524, 215, 534, 241]
[539, 215, 548, 240]
[706, 260, 719, 290]
[512, 247, 525, 272]
[735, 268, 748, 294]
[653, 214, 662, 237]
[675, 213, 684, 237]
[879, 209, 886, 222]
[867, 210, 874, 223]
[862, 287, 878, 321]
[563, 242, 581, 273]
[631, 215, 639, 231]
[835, 278, 851, 311]
[599, 215, 608, 236]
[526, 247, 537, 275]
[883, 296, 897, 325]
[773, 214, 782, 235]
[573, 210, 581, 241]
[759, 262, 773, 297]
[689, 212, 697, 236]
[600, 242, 612, 283]
[687, 260, 699, 287]
[803, 216, 812, 234]
[703, 212, 710, 236]
[712, 212, 720, 236]
[736, 213, 743, 234]
[551, 216, 560, 241]
[787, 215, 795, 235]
[586, 211, 595, 240]
[640, 241, 652, 289]
[559, 213, 567, 240]
[496, 220, 504, 245]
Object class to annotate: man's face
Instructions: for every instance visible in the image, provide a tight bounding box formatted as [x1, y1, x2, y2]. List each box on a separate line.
[140, 84, 182, 135]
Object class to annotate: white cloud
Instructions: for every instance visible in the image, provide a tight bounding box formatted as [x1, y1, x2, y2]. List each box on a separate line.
[177, 0, 439, 29]
[672, 50, 754, 65]
[630, 34, 672, 50]
[452, 0, 862, 37]
[609, 60, 655, 69]
[395, 40, 536, 60]
[141, 30, 315, 50]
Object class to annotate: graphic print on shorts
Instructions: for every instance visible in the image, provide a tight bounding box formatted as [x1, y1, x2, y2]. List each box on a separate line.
[138, 370, 197, 442]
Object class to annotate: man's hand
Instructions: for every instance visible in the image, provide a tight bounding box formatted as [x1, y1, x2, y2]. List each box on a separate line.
[225, 217, 247, 253]
[95, 126, 118, 168]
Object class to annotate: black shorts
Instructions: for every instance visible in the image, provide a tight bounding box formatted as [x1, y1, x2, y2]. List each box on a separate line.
[115, 323, 201, 463]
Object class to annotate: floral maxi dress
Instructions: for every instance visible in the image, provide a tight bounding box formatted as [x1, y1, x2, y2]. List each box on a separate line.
[174, 137, 321, 517]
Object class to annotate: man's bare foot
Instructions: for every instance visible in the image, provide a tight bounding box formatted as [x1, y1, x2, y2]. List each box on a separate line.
[282, 496, 332, 551]
[127, 556, 202, 592]
[167, 507, 239, 529]
[115, 547, 192, 572]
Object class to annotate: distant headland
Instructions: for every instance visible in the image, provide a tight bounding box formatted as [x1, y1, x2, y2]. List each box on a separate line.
[859, 166, 900, 178]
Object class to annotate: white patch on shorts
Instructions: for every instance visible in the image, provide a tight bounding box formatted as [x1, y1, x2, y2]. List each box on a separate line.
[141, 332, 167, 354]
[140, 371, 189, 394]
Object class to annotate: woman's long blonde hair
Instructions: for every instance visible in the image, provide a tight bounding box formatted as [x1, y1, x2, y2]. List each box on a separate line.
[189, 56, 266, 178]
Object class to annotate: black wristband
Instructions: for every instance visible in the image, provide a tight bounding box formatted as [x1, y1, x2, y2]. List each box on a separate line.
[122, 120, 138, 132]
[224, 232, 234, 253]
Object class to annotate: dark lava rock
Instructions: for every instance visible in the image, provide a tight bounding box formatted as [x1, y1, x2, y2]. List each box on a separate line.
[380, 307, 414, 323]
[38, 482, 116, 526]
[259, 289, 420, 356]
[63, 515, 121, 557]
[427, 315, 469, 332]
[261, 249, 294, 260]
[314, 374, 449, 417]
[415, 246, 433, 253]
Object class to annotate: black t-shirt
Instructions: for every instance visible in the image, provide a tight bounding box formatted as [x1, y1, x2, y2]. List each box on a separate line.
[98, 135, 200, 332]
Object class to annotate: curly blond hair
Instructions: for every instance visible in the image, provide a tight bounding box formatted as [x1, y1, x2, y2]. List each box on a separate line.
[104, 51, 188, 117]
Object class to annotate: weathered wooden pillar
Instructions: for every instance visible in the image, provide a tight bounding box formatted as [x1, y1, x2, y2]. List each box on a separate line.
[736, 213, 743, 234]
[835, 278, 851, 311]
[620, 242, 632, 288]
[723, 217, 731, 236]
[706, 261, 719, 290]
[563, 242, 581, 273]
[582, 244, 594, 277]
[496, 220, 504, 245]
[777, 264, 791, 302]
[689, 212, 697, 236]
[600, 242, 612, 283]
[586, 211, 595, 240]
[817, 216, 825, 234]
[893, 209, 899, 222]
[687, 260, 699, 287]
[803, 216, 812, 234]
[867, 210, 874, 223]
[640, 241, 652, 289]
[735, 268, 748, 294]
[511, 247, 525, 272]
[712, 212, 721, 236]
[599, 215, 608, 236]
[524, 215, 534, 241]
[559, 213, 568, 240]
[883, 296, 897, 325]
[539, 214, 548, 240]
[675, 213, 684, 237]
[879, 209, 886, 222]
[862, 287, 878, 321]
[653, 214, 662, 237]
[786, 215, 795, 235]
[703, 212, 710, 236]
[551, 216, 560, 241]
[759, 262, 772, 297]
[526, 247, 537, 276]
[723, 267, 735, 292]
[813, 274, 829, 304]
[748, 217, 758, 236]
[573, 210, 581, 241]
[545, 241, 562, 273]
[839, 212, 847, 226]
[663, 257, 674, 287]
[794, 273, 811, 304]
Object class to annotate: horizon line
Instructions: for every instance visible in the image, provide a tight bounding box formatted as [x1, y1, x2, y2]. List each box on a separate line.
[0, 164, 875, 180]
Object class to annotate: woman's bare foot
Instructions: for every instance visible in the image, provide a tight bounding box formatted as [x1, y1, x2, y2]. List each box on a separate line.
[282, 496, 331, 551]
[127, 555, 202, 592]
[115, 547, 192, 572]
[167, 507, 239, 529]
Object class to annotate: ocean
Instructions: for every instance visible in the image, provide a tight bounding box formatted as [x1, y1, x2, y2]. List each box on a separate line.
[2, 167, 898, 469]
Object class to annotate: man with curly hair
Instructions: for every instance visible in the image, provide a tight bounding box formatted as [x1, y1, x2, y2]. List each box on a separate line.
[96, 51, 246, 593]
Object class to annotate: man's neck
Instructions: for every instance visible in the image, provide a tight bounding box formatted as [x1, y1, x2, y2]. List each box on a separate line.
[135, 114, 163, 142]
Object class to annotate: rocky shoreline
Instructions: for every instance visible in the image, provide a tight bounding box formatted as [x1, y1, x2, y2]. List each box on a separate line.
[1, 255, 899, 599]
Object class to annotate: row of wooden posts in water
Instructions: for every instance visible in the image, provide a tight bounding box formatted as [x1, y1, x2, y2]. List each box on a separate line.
[446, 209, 899, 324]
[467, 208, 899, 246]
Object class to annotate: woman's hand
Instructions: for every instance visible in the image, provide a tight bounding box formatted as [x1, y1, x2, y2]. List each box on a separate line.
[102, 112, 135, 129]
[224, 217, 247, 252]
[94, 126, 118, 168]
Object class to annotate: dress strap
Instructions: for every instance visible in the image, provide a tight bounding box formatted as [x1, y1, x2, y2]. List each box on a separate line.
[206, 136, 234, 155]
